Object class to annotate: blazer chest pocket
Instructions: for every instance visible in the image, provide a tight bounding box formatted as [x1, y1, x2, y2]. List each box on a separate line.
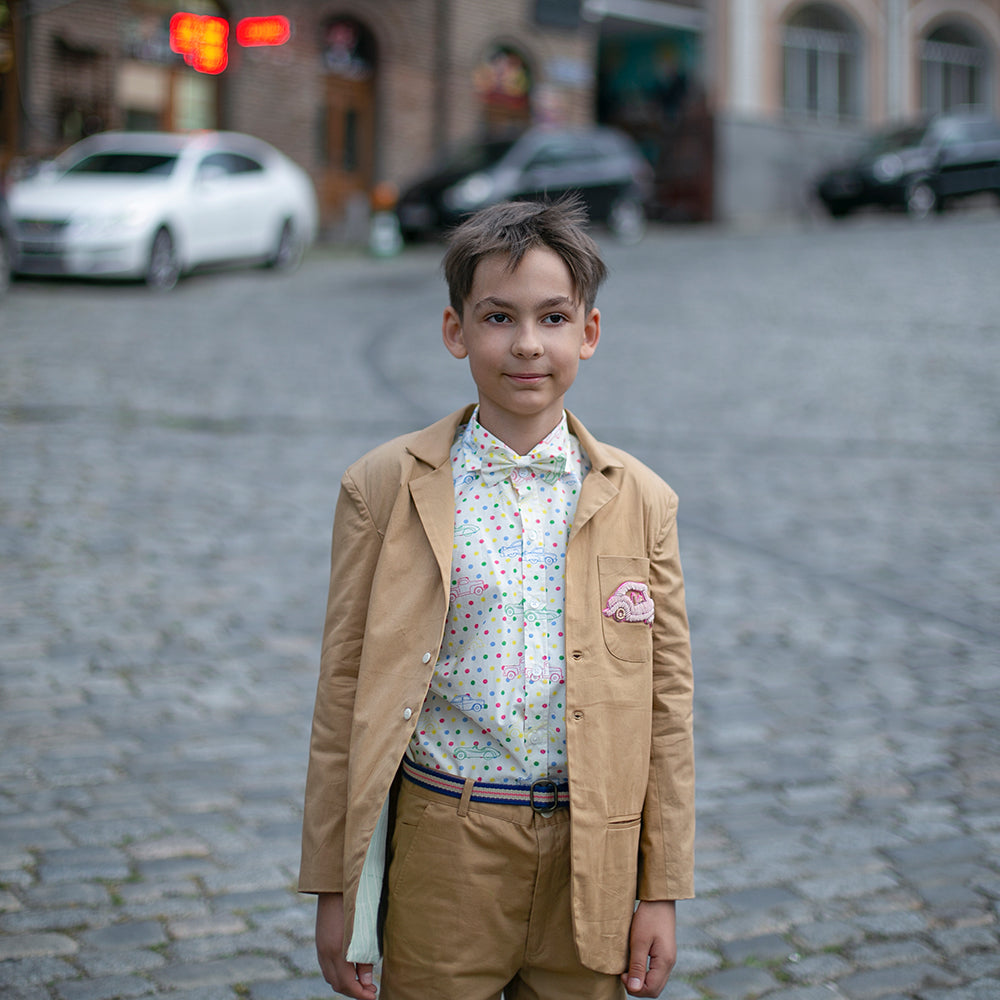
[598, 555, 652, 663]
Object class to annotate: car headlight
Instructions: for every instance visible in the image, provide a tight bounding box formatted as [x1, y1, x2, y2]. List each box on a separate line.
[873, 154, 903, 183]
[443, 172, 496, 211]
[72, 204, 152, 237]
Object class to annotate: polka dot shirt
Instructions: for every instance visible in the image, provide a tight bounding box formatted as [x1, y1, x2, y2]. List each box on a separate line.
[407, 408, 590, 784]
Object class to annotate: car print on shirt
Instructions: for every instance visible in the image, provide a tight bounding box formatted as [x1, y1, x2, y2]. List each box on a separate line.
[602, 581, 655, 626]
[453, 744, 501, 760]
[498, 541, 560, 566]
[452, 693, 488, 714]
[524, 662, 565, 684]
[454, 522, 480, 537]
[450, 576, 489, 601]
[503, 602, 562, 625]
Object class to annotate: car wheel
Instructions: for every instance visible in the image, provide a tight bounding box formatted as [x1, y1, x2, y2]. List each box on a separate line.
[146, 228, 180, 290]
[906, 181, 937, 220]
[267, 219, 303, 272]
[607, 195, 646, 244]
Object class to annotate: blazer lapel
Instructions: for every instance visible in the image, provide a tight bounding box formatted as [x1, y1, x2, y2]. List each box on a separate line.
[409, 465, 457, 593]
[567, 410, 621, 540]
[403, 407, 618, 564]
[406, 405, 475, 593]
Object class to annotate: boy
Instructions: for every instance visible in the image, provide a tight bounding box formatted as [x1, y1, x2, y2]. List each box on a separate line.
[300, 199, 694, 1000]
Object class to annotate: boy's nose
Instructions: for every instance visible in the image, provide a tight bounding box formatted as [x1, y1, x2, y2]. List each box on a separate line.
[512, 324, 544, 357]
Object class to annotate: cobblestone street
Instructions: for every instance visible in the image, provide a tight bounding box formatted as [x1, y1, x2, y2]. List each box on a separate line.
[2, 211, 998, 1000]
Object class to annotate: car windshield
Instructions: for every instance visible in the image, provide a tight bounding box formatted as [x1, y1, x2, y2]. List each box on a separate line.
[863, 125, 929, 156]
[65, 152, 179, 176]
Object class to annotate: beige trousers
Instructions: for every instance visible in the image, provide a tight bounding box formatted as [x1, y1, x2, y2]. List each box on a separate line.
[380, 778, 626, 1000]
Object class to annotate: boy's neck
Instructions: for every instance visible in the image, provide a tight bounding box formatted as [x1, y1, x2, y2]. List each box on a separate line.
[475, 405, 565, 456]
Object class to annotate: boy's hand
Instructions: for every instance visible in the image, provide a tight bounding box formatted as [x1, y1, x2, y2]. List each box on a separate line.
[315, 892, 377, 999]
[622, 899, 677, 997]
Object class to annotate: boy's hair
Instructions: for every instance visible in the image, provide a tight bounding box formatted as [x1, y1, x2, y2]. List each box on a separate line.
[442, 197, 608, 314]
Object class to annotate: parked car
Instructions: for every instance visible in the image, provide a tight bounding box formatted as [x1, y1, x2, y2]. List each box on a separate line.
[814, 112, 1000, 219]
[7, 130, 318, 289]
[0, 190, 14, 299]
[396, 126, 654, 243]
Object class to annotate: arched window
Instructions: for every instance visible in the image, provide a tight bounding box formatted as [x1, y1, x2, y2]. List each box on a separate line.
[783, 4, 861, 121]
[920, 24, 990, 114]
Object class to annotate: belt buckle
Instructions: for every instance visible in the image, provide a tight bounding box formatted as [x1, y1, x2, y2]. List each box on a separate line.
[529, 777, 559, 817]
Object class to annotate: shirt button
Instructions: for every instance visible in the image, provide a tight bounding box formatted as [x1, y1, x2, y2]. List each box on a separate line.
[403, 707, 412, 721]
[422, 652, 432, 664]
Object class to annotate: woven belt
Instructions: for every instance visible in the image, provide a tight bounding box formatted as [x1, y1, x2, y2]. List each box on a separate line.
[402, 757, 569, 814]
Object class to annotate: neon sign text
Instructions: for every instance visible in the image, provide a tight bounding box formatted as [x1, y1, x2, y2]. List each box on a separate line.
[236, 16, 291, 47]
[169, 13, 229, 75]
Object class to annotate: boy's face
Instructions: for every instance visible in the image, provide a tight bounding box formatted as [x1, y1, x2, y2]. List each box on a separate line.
[442, 247, 600, 452]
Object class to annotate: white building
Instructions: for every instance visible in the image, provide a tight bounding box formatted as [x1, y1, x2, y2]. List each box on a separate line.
[700, 0, 1000, 219]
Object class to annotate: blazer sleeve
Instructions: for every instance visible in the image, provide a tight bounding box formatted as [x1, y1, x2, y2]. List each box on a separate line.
[638, 491, 695, 901]
[299, 470, 383, 893]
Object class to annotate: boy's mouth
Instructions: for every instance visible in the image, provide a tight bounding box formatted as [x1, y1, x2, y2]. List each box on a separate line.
[506, 372, 548, 384]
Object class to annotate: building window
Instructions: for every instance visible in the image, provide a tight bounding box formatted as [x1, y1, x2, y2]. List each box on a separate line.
[783, 4, 860, 121]
[321, 17, 375, 80]
[921, 24, 989, 115]
[120, 0, 228, 132]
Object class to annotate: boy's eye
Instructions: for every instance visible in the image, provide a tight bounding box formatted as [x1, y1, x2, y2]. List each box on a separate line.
[541, 313, 569, 325]
[485, 312, 511, 324]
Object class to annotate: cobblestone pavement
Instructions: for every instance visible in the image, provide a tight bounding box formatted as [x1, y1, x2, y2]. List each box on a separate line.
[1, 210, 998, 1000]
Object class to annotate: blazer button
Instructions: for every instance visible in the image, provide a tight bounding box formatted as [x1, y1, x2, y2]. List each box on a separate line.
[403, 707, 412, 721]
[422, 652, 432, 664]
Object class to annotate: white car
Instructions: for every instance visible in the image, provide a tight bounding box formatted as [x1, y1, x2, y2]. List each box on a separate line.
[8, 130, 319, 290]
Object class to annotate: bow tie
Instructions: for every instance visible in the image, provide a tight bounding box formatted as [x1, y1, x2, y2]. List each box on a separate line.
[474, 450, 567, 488]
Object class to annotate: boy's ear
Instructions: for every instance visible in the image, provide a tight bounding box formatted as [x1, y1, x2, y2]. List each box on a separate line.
[442, 306, 468, 359]
[579, 307, 601, 360]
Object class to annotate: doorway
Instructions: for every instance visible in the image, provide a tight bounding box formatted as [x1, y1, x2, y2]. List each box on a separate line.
[319, 16, 376, 224]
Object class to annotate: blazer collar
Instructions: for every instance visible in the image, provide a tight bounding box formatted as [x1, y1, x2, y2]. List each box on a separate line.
[404, 406, 621, 552]
[404, 405, 624, 477]
[405, 405, 476, 471]
[565, 410, 622, 540]
[565, 410, 623, 478]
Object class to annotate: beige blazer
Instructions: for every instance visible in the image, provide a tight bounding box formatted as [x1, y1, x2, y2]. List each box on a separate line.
[299, 406, 694, 975]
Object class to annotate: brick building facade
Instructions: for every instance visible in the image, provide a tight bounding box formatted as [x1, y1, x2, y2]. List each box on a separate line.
[3, 0, 997, 225]
[1, 1, 603, 231]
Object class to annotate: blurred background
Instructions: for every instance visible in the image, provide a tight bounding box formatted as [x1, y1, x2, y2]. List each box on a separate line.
[2, 4, 1000, 1000]
[1, 0, 999, 241]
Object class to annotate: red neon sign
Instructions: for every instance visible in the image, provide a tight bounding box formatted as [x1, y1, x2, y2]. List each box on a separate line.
[170, 12, 229, 75]
[236, 16, 291, 47]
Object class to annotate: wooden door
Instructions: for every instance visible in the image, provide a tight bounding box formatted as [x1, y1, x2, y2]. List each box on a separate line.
[321, 75, 375, 222]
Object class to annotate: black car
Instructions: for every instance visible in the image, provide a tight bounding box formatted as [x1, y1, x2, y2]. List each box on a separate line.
[815, 112, 1000, 219]
[396, 126, 654, 243]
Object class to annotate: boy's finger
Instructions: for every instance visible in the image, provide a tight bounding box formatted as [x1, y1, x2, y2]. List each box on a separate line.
[624, 955, 649, 994]
[642, 951, 671, 995]
[357, 962, 376, 992]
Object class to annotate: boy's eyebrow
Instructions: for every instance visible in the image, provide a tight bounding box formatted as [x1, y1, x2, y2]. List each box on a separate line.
[473, 294, 578, 312]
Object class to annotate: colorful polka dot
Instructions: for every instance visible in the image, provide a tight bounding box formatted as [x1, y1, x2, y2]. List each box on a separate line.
[412, 410, 589, 784]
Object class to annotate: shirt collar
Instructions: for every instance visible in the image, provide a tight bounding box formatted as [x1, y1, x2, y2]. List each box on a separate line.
[457, 407, 584, 481]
